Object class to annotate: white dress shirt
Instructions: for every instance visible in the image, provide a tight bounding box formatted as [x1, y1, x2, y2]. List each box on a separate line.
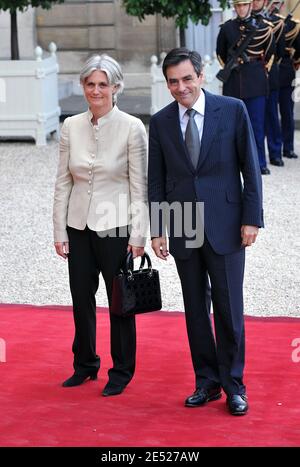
[178, 90, 206, 143]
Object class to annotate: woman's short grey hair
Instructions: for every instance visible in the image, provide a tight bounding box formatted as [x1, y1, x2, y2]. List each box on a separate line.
[80, 54, 124, 103]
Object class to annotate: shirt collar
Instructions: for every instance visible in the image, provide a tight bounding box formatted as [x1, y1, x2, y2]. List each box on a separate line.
[87, 105, 118, 126]
[178, 90, 205, 121]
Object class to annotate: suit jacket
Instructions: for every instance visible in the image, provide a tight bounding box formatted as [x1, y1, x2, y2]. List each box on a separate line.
[279, 16, 300, 88]
[267, 12, 285, 91]
[53, 105, 148, 246]
[148, 90, 264, 260]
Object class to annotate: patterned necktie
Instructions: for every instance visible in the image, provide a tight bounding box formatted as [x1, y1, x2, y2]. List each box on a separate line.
[185, 108, 200, 169]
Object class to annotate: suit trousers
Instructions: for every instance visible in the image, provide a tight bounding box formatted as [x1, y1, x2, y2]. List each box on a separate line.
[243, 96, 267, 169]
[67, 225, 136, 387]
[175, 237, 246, 395]
[279, 85, 294, 153]
[265, 89, 282, 161]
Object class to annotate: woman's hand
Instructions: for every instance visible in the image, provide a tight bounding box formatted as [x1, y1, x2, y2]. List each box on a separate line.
[127, 244, 144, 258]
[54, 242, 69, 259]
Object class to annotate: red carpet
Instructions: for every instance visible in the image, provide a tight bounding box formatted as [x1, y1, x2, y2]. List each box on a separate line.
[0, 304, 300, 447]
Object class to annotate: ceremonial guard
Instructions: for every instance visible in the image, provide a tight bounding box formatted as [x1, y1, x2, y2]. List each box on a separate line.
[278, 0, 300, 159]
[217, 0, 275, 174]
[252, 0, 285, 166]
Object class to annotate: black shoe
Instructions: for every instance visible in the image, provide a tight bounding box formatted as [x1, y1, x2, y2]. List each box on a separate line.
[102, 382, 125, 397]
[185, 387, 222, 407]
[261, 167, 271, 175]
[226, 394, 248, 415]
[270, 159, 284, 167]
[283, 151, 298, 159]
[62, 373, 97, 387]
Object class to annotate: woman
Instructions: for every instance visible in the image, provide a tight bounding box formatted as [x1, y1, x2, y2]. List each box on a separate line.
[53, 54, 148, 396]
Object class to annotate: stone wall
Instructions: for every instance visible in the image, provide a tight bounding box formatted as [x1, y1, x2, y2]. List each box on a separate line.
[36, 0, 176, 90]
[0, 7, 35, 59]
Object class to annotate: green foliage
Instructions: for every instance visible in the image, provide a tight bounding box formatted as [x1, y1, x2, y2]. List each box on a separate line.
[0, 1, 64, 13]
[123, 0, 230, 29]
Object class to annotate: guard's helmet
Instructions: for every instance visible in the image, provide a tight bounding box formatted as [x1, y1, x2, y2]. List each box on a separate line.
[233, 0, 252, 4]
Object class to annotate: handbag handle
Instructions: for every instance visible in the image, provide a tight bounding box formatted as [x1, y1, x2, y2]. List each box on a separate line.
[124, 251, 152, 274]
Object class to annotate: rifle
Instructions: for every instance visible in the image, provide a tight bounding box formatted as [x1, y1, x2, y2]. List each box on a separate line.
[216, 2, 275, 83]
[216, 22, 257, 83]
[265, 0, 300, 21]
[275, 0, 300, 23]
[268, 0, 284, 16]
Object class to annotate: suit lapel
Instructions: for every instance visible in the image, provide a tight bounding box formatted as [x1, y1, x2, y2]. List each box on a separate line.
[197, 91, 222, 171]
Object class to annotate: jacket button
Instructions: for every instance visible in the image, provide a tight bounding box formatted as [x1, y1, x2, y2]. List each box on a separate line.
[88, 190, 91, 195]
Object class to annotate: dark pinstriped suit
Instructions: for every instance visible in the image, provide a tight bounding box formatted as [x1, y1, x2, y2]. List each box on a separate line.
[148, 90, 264, 395]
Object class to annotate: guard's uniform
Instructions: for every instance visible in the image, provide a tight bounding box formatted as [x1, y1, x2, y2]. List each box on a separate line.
[217, 7, 275, 173]
[263, 9, 286, 165]
[279, 14, 300, 158]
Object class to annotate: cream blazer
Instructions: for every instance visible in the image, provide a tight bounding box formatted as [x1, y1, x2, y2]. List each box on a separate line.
[53, 106, 148, 246]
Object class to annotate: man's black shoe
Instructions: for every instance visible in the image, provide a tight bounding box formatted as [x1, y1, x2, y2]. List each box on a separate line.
[283, 151, 298, 159]
[102, 382, 125, 397]
[185, 387, 222, 407]
[226, 394, 248, 415]
[270, 159, 284, 167]
[62, 373, 98, 387]
[261, 167, 271, 175]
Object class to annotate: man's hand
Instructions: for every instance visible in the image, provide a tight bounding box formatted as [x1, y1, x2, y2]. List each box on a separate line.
[241, 225, 259, 247]
[54, 242, 69, 259]
[151, 237, 169, 260]
[127, 244, 144, 258]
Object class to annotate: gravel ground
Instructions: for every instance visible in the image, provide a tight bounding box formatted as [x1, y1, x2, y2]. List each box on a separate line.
[0, 133, 299, 316]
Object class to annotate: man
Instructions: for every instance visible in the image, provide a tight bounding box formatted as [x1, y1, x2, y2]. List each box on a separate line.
[148, 48, 264, 416]
[277, 0, 300, 159]
[252, 0, 285, 167]
[217, 0, 275, 174]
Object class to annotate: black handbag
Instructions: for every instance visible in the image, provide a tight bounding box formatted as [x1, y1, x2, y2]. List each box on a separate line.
[111, 252, 162, 317]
